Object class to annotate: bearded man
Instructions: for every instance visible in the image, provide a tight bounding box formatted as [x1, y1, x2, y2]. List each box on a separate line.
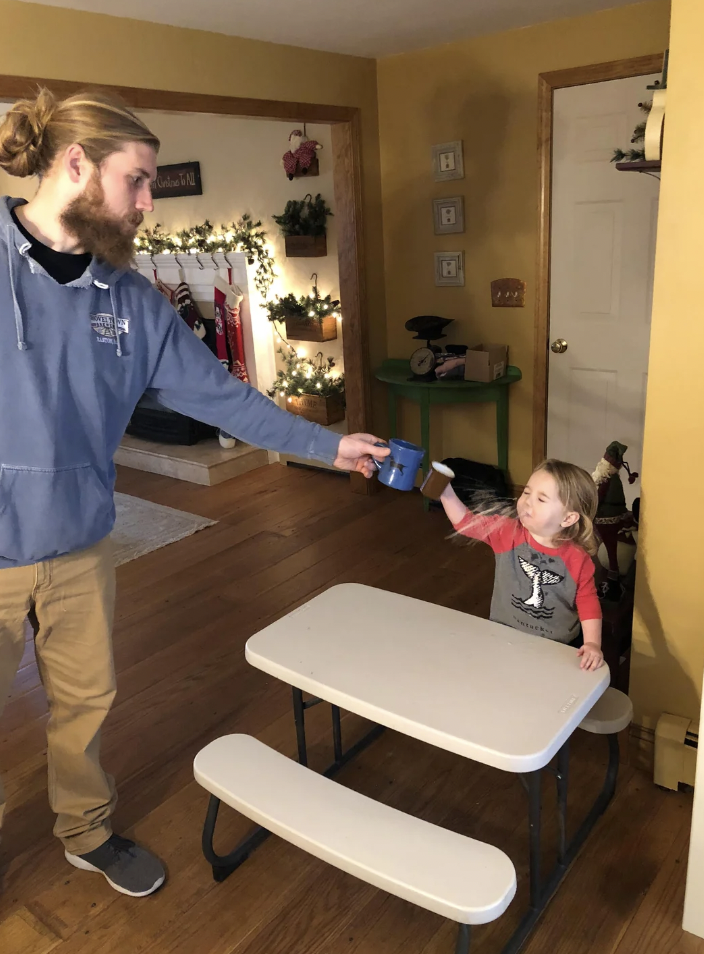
[0, 88, 387, 897]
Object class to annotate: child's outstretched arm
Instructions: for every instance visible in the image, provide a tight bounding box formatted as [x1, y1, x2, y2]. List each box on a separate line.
[439, 482, 469, 525]
[578, 618, 604, 671]
[440, 483, 515, 548]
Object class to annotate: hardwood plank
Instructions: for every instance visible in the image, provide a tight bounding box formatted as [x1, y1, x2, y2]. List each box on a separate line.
[0, 908, 61, 954]
[614, 816, 704, 954]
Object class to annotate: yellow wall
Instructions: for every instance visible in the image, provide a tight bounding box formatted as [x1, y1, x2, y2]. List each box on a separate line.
[377, 0, 671, 483]
[630, 0, 704, 728]
[0, 0, 386, 420]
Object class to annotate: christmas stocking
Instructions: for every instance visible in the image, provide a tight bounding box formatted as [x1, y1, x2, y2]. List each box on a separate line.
[153, 269, 174, 304]
[224, 275, 249, 383]
[173, 276, 206, 340]
[212, 279, 233, 370]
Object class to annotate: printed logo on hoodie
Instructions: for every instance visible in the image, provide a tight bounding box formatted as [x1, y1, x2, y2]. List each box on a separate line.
[90, 313, 130, 344]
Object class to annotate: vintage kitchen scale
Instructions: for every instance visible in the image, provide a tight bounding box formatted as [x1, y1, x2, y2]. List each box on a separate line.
[406, 315, 455, 381]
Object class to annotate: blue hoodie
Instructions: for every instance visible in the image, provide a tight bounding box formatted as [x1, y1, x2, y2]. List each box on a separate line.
[0, 196, 342, 569]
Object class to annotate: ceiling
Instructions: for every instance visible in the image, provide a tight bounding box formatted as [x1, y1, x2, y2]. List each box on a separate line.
[16, 0, 643, 57]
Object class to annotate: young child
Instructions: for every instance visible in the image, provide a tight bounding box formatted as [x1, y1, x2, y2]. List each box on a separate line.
[440, 459, 604, 670]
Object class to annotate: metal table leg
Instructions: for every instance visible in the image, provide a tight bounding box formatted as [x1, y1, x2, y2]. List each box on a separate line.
[293, 686, 308, 766]
[556, 741, 569, 865]
[527, 769, 542, 910]
[455, 923, 472, 954]
[202, 690, 385, 882]
[501, 734, 620, 954]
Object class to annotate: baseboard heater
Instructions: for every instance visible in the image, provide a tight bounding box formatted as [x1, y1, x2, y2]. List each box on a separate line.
[654, 712, 699, 790]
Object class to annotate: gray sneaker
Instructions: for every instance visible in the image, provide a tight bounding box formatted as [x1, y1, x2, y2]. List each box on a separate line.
[65, 834, 165, 897]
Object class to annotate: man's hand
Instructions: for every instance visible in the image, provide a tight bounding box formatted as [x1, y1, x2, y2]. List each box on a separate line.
[334, 434, 390, 478]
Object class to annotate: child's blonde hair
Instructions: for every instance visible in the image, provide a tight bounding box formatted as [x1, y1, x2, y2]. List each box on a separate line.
[533, 459, 599, 555]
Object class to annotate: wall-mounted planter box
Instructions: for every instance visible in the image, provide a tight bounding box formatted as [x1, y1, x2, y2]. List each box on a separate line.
[284, 234, 327, 258]
[283, 313, 338, 342]
[290, 156, 320, 179]
[286, 393, 345, 426]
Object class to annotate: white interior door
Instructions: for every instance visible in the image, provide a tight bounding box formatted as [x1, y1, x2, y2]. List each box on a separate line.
[547, 75, 660, 504]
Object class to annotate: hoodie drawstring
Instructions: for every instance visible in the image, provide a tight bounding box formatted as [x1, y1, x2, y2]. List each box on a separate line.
[7, 229, 123, 358]
[8, 232, 30, 351]
[94, 280, 122, 357]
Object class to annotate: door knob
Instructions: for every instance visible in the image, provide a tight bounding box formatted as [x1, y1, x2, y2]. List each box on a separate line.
[551, 338, 568, 354]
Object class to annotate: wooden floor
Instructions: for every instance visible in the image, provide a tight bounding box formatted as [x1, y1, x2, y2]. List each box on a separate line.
[0, 463, 700, 954]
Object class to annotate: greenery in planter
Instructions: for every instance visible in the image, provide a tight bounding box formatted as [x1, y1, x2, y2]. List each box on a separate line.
[134, 216, 276, 297]
[265, 279, 340, 326]
[611, 100, 651, 163]
[272, 194, 332, 237]
[267, 344, 345, 402]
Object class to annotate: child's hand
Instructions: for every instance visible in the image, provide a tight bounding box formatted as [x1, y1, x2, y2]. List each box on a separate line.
[577, 642, 604, 671]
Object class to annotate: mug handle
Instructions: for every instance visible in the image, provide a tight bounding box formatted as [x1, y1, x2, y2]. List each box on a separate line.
[371, 441, 389, 471]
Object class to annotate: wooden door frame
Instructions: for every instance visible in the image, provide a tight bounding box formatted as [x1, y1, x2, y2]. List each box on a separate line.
[532, 53, 665, 468]
[0, 75, 373, 492]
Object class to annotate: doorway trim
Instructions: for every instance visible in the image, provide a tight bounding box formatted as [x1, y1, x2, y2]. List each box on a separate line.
[532, 53, 665, 468]
[0, 75, 373, 492]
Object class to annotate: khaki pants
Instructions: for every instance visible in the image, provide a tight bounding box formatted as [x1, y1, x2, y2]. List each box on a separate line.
[0, 537, 117, 855]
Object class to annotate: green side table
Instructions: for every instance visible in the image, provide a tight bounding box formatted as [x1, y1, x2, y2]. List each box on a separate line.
[374, 359, 522, 509]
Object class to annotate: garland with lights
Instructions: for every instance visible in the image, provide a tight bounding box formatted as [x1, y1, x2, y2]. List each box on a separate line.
[267, 343, 345, 402]
[134, 216, 276, 297]
[265, 279, 341, 326]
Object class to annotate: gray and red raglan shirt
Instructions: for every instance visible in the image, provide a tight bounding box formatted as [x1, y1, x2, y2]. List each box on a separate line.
[453, 510, 601, 643]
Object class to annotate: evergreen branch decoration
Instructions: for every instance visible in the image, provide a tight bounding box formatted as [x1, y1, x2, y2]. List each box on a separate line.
[611, 148, 646, 164]
[631, 122, 646, 144]
[610, 92, 655, 164]
[265, 279, 341, 326]
[272, 194, 332, 237]
[134, 216, 276, 297]
[267, 343, 345, 401]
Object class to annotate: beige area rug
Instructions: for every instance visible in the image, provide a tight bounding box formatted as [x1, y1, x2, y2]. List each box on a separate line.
[111, 492, 216, 567]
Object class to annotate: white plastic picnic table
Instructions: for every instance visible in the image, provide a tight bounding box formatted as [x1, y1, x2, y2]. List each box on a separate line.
[210, 584, 618, 954]
[245, 583, 609, 774]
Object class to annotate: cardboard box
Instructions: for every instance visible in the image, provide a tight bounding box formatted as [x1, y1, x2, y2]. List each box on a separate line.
[464, 344, 508, 383]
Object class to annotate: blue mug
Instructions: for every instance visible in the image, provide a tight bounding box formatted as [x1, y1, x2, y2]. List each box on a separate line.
[372, 439, 425, 491]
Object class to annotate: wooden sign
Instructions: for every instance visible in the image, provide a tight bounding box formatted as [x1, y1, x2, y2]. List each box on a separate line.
[152, 162, 202, 200]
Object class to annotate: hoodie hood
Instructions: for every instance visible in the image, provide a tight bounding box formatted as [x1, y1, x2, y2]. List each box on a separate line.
[1, 196, 128, 354]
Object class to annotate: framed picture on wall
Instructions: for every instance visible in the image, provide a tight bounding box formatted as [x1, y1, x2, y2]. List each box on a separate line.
[433, 196, 464, 234]
[434, 251, 465, 287]
[431, 141, 464, 182]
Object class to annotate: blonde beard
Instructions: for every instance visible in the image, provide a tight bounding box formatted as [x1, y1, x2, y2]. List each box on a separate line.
[59, 171, 143, 269]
